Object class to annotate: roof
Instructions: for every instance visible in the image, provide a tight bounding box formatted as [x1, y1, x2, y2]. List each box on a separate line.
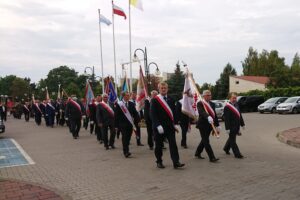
[232, 76, 270, 85]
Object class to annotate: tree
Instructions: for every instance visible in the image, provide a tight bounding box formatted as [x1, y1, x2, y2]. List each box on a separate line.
[0, 75, 17, 96]
[10, 77, 30, 100]
[215, 63, 237, 99]
[290, 53, 300, 86]
[166, 62, 185, 101]
[242, 47, 259, 75]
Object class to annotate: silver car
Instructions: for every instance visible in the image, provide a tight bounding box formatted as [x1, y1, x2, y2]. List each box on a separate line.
[258, 97, 288, 113]
[212, 100, 225, 121]
[276, 96, 300, 114]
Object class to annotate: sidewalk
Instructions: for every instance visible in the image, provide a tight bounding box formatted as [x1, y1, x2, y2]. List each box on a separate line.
[0, 179, 65, 200]
[278, 127, 300, 148]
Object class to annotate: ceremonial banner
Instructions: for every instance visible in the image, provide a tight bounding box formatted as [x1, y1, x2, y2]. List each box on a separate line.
[130, 0, 143, 11]
[84, 80, 95, 114]
[136, 66, 148, 111]
[105, 78, 118, 103]
[182, 71, 200, 120]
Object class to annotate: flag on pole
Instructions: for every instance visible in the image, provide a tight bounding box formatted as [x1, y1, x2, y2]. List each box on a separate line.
[121, 73, 130, 92]
[99, 14, 112, 26]
[113, 4, 127, 19]
[130, 0, 143, 11]
[57, 84, 61, 99]
[84, 80, 95, 114]
[105, 77, 118, 103]
[46, 87, 50, 100]
[136, 66, 147, 111]
[181, 70, 200, 120]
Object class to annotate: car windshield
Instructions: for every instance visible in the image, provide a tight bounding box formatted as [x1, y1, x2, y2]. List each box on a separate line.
[265, 98, 278, 103]
[284, 97, 299, 103]
[215, 103, 223, 108]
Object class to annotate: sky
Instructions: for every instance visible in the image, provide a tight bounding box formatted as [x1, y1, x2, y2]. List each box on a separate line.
[1, 0, 300, 85]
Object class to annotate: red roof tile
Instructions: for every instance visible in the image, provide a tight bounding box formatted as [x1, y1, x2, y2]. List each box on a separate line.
[232, 76, 270, 84]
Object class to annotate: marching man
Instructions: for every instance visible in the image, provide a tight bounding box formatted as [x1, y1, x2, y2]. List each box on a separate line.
[223, 92, 245, 159]
[150, 82, 185, 169]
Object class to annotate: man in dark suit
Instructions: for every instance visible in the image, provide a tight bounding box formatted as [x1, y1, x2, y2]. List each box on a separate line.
[223, 92, 245, 159]
[0, 101, 7, 121]
[176, 99, 192, 149]
[97, 94, 116, 150]
[115, 91, 140, 158]
[23, 101, 30, 122]
[32, 99, 42, 125]
[195, 90, 220, 163]
[130, 92, 144, 146]
[150, 82, 185, 169]
[40, 100, 48, 126]
[65, 95, 86, 139]
[94, 95, 103, 143]
[144, 90, 158, 150]
[88, 99, 97, 134]
[45, 99, 56, 128]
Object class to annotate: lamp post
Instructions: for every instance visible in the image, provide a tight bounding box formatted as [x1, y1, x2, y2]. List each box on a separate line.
[84, 66, 96, 90]
[133, 47, 148, 91]
[147, 62, 161, 92]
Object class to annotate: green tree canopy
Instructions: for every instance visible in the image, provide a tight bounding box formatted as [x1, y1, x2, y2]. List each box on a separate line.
[166, 62, 185, 101]
[214, 63, 237, 99]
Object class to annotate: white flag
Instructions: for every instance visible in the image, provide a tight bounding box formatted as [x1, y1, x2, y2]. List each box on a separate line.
[182, 71, 200, 120]
[99, 14, 112, 26]
[136, 66, 147, 111]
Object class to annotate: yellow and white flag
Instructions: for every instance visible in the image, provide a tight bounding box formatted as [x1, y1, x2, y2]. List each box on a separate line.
[130, 0, 143, 11]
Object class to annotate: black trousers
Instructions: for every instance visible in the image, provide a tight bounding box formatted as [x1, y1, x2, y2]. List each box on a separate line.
[96, 124, 102, 141]
[56, 113, 60, 125]
[90, 122, 95, 134]
[35, 115, 41, 125]
[44, 115, 49, 126]
[180, 123, 189, 146]
[146, 120, 154, 148]
[24, 113, 30, 122]
[70, 119, 81, 137]
[134, 125, 142, 144]
[83, 117, 89, 129]
[224, 131, 241, 157]
[154, 128, 179, 164]
[195, 127, 216, 160]
[102, 124, 116, 147]
[48, 114, 55, 126]
[120, 127, 133, 155]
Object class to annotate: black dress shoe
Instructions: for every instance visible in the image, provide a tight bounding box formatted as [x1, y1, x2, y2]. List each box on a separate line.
[224, 150, 230, 155]
[137, 143, 144, 146]
[235, 155, 244, 159]
[149, 146, 154, 150]
[195, 155, 205, 159]
[110, 145, 115, 149]
[210, 158, 219, 163]
[157, 163, 165, 169]
[125, 152, 131, 158]
[173, 162, 185, 169]
[105, 146, 109, 150]
[182, 145, 188, 149]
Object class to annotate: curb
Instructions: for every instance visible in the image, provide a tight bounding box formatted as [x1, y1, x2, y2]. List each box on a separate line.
[277, 128, 300, 149]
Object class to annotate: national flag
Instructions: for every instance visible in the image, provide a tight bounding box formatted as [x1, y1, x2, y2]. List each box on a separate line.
[84, 80, 95, 114]
[130, 0, 143, 11]
[113, 4, 127, 19]
[181, 70, 200, 120]
[105, 78, 118, 103]
[121, 73, 130, 92]
[136, 66, 148, 111]
[99, 14, 112, 26]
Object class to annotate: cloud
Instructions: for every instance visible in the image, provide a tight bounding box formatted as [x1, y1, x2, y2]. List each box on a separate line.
[0, 0, 300, 86]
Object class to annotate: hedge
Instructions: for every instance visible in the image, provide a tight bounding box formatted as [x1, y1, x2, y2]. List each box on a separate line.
[239, 87, 300, 100]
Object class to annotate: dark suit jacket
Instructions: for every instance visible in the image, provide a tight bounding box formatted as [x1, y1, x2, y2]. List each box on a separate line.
[46, 103, 56, 117]
[150, 95, 178, 132]
[65, 100, 85, 120]
[144, 99, 151, 123]
[114, 101, 140, 129]
[196, 100, 219, 130]
[224, 103, 245, 133]
[88, 103, 97, 122]
[96, 102, 114, 127]
[175, 101, 191, 126]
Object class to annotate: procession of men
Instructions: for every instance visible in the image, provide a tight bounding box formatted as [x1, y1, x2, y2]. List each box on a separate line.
[11, 80, 246, 170]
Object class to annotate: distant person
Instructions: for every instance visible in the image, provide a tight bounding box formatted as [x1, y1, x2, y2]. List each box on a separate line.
[32, 99, 42, 125]
[23, 101, 31, 122]
[46, 99, 56, 128]
[223, 92, 245, 159]
[176, 98, 192, 149]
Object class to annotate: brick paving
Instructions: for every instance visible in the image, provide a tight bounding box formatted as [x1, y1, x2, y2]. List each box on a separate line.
[278, 127, 300, 148]
[0, 179, 64, 200]
[0, 113, 300, 200]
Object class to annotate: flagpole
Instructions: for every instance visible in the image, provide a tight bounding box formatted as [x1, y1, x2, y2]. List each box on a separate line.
[112, 0, 117, 91]
[129, 0, 133, 92]
[98, 9, 105, 94]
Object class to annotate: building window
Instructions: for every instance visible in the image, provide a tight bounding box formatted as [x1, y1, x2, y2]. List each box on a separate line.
[235, 81, 239, 84]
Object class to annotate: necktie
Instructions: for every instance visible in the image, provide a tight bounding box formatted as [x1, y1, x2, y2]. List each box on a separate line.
[125, 102, 128, 108]
[163, 96, 167, 102]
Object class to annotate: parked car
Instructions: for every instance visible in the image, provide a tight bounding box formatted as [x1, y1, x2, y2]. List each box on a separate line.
[237, 95, 265, 112]
[0, 119, 5, 134]
[212, 100, 225, 121]
[258, 97, 288, 113]
[276, 96, 300, 114]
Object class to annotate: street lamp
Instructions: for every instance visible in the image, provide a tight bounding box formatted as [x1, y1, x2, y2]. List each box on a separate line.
[84, 66, 96, 89]
[134, 47, 148, 91]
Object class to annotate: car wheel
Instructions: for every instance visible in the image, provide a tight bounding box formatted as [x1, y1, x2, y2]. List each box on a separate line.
[271, 107, 276, 113]
[259, 111, 264, 114]
[292, 108, 298, 114]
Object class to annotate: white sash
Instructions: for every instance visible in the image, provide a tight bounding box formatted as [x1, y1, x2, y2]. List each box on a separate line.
[226, 102, 240, 118]
[24, 105, 29, 111]
[35, 103, 42, 114]
[201, 100, 215, 118]
[47, 103, 55, 110]
[117, 101, 136, 130]
[99, 102, 114, 117]
[155, 94, 174, 122]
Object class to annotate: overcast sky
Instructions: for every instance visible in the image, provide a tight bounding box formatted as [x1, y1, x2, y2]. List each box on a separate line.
[1, 0, 300, 85]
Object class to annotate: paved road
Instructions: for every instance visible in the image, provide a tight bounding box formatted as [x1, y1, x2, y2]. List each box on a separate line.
[0, 113, 299, 200]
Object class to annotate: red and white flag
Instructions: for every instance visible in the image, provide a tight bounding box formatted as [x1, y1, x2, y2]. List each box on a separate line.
[136, 66, 148, 112]
[113, 4, 127, 19]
